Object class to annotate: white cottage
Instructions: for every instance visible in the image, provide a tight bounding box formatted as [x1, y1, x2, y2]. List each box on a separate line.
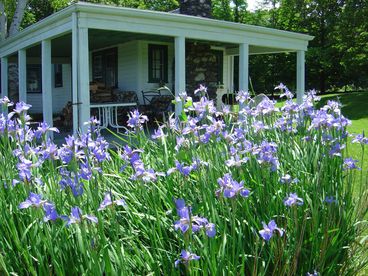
[0, 2, 313, 133]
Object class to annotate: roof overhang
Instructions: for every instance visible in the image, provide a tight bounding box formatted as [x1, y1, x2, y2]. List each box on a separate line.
[0, 2, 314, 58]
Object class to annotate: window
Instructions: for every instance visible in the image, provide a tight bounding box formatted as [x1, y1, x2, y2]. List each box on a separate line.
[54, 64, 63, 88]
[148, 44, 168, 83]
[27, 65, 42, 93]
[92, 48, 118, 88]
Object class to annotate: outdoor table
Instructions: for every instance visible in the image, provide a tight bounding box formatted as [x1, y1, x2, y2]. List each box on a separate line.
[90, 102, 137, 129]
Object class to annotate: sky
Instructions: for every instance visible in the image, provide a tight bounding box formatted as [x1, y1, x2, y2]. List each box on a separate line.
[247, 0, 259, 11]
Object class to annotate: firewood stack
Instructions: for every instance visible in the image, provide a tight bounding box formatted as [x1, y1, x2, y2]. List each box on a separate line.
[90, 82, 114, 103]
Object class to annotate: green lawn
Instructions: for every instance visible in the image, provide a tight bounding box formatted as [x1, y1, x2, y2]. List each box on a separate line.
[316, 92, 368, 189]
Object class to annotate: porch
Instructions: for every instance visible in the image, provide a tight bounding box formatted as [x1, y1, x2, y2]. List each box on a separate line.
[0, 2, 313, 135]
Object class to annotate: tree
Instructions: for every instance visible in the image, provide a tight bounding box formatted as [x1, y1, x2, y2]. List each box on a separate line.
[0, 0, 30, 41]
[212, 0, 248, 22]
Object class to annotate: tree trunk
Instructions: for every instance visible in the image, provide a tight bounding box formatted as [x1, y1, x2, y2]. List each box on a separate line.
[8, 0, 28, 37]
[0, 1, 7, 41]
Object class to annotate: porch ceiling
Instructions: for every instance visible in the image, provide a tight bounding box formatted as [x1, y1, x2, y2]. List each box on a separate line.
[16, 28, 297, 61]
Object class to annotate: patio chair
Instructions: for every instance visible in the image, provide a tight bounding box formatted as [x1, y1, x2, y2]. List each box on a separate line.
[141, 89, 162, 105]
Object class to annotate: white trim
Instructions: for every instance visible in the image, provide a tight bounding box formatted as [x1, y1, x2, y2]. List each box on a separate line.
[0, 19, 72, 57]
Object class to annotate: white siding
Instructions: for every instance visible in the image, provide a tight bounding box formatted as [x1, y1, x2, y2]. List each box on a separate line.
[118, 41, 139, 92]
[28, 64, 72, 114]
[137, 41, 174, 102]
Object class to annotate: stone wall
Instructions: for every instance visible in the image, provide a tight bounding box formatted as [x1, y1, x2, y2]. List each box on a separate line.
[185, 42, 222, 100]
[179, 0, 212, 18]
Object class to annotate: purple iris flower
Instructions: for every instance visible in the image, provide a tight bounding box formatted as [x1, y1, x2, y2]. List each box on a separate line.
[236, 90, 251, 104]
[275, 83, 294, 99]
[8, 102, 32, 118]
[98, 193, 126, 211]
[131, 162, 160, 183]
[167, 161, 193, 176]
[121, 145, 143, 166]
[352, 133, 368, 144]
[255, 98, 278, 115]
[174, 199, 216, 237]
[280, 174, 299, 184]
[217, 173, 250, 198]
[329, 143, 345, 157]
[343, 158, 360, 170]
[0, 96, 13, 107]
[174, 250, 200, 268]
[306, 270, 319, 276]
[284, 193, 304, 207]
[174, 199, 191, 233]
[43, 203, 60, 222]
[205, 223, 216, 237]
[152, 126, 166, 139]
[40, 140, 59, 161]
[253, 141, 279, 171]
[194, 84, 207, 96]
[34, 121, 59, 139]
[67, 207, 98, 225]
[17, 157, 33, 182]
[259, 220, 284, 241]
[79, 162, 93, 181]
[127, 109, 148, 130]
[324, 196, 337, 204]
[19, 192, 46, 209]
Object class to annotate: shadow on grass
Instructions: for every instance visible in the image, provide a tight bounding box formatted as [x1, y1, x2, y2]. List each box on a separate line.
[316, 92, 368, 120]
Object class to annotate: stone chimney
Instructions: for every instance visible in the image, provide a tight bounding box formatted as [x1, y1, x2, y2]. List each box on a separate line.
[179, 0, 212, 18]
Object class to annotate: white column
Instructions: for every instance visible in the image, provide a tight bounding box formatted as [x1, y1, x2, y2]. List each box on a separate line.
[1, 57, 8, 114]
[174, 36, 186, 117]
[18, 49, 27, 103]
[42, 40, 53, 135]
[239, 43, 249, 93]
[77, 27, 90, 131]
[72, 12, 79, 134]
[296, 50, 305, 105]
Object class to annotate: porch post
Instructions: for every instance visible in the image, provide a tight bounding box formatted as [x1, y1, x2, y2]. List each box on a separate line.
[1, 57, 8, 98]
[18, 49, 27, 103]
[72, 12, 78, 134]
[77, 27, 90, 131]
[239, 43, 249, 109]
[41, 39, 53, 136]
[239, 43, 249, 91]
[296, 50, 305, 105]
[174, 36, 186, 117]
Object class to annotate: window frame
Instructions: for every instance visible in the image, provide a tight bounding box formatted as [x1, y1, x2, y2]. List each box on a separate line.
[27, 64, 42, 94]
[148, 44, 168, 83]
[54, 64, 63, 88]
[92, 47, 118, 88]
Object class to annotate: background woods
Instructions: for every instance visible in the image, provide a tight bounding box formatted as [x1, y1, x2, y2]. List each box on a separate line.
[0, 0, 367, 94]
